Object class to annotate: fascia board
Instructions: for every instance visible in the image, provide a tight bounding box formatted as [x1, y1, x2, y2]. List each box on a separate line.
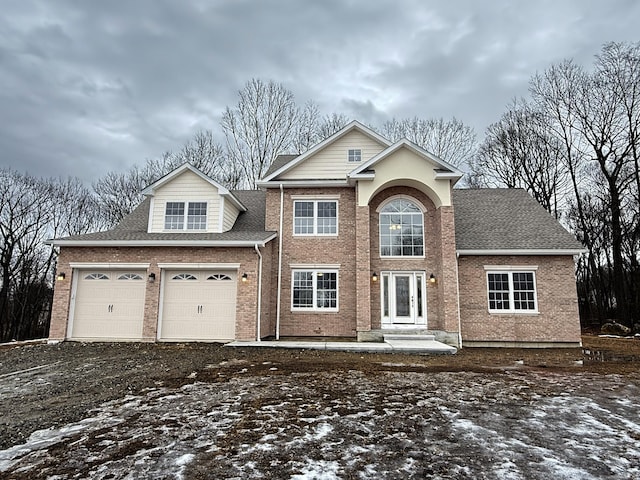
[49, 234, 278, 248]
[456, 248, 587, 256]
[256, 180, 350, 188]
[261, 121, 391, 182]
[349, 139, 464, 177]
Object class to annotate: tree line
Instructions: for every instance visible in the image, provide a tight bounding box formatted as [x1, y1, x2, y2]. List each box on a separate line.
[0, 79, 476, 342]
[2, 41, 638, 341]
[470, 41, 640, 329]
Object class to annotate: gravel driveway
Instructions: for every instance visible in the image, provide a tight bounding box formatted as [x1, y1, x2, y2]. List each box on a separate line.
[1, 338, 639, 479]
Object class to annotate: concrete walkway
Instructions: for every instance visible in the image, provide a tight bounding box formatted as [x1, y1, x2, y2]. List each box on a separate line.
[226, 337, 457, 355]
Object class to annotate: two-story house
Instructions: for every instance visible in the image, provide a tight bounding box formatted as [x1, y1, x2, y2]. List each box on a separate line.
[49, 121, 583, 348]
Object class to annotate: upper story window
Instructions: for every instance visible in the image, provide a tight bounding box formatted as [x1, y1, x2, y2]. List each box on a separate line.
[294, 200, 337, 236]
[379, 198, 424, 257]
[164, 202, 207, 230]
[348, 149, 362, 162]
[487, 271, 538, 313]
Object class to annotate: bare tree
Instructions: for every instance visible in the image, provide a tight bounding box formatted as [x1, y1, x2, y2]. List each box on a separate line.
[379, 116, 477, 168]
[221, 79, 298, 188]
[0, 169, 53, 341]
[469, 100, 568, 217]
[317, 113, 350, 140]
[94, 130, 230, 227]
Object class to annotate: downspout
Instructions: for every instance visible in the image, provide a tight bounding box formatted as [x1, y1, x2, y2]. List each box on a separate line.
[275, 184, 284, 340]
[254, 244, 263, 342]
[455, 251, 463, 348]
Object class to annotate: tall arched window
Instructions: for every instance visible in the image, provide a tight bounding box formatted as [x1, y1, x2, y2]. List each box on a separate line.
[379, 198, 424, 257]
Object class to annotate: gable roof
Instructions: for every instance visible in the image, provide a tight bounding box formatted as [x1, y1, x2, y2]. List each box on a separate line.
[260, 120, 391, 183]
[349, 138, 463, 180]
[452, 189, 584, 254]
[141, 163, 246, 211]
[49, 191, 275, 247]
[264, 154, 299, 178]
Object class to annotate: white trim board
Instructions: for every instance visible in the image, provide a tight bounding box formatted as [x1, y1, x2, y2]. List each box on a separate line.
[457, 249, 586, 256]
[157, 263, 241, 269]
[69, 263, 151, 269]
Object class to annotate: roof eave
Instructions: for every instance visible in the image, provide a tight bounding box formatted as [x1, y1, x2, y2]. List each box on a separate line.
[456, 248, 587, 256]
[260, 121, 392, 182]
[47, 233, 277, 248]
[256, 179, 351, 188]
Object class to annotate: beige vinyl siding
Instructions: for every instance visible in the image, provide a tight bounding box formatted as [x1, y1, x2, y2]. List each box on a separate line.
[281, 130, 386, 180]
[149, 170, 220, 233]
[222, 201, 240, 232]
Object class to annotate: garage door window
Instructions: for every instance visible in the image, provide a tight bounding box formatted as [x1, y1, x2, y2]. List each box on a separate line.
[207, 274, 232, 281]
[85, 273, 109, 280]
[172, 273, 198, 280]
[117, 273, 143, 280]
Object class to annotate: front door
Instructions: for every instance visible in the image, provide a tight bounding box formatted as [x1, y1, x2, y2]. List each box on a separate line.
[382, 272, 426, 326]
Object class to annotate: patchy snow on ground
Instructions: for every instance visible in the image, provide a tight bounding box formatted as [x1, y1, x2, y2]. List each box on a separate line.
[1, 370, 639, 479]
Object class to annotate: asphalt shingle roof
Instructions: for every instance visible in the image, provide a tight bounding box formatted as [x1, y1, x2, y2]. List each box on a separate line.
[452, 188, 583, 251]
[55, 191, 275, 243]
[55, 186, 582, 252]
[264, 154, 298, 177]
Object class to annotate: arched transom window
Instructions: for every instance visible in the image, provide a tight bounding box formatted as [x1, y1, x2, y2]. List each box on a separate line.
[379, 198, 424, 257]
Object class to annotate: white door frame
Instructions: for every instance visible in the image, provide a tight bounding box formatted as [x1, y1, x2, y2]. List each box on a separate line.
[380, 271, 427, 328]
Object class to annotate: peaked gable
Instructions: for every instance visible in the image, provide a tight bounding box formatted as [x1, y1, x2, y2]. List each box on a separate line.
[260, 121, 391, 183]
[349, 138, 463, 180]
[141, 163, 246, 211]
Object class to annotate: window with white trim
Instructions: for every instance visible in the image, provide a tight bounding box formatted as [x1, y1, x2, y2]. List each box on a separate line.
[487, 271, 537, 312]
[348, 149, 361, 162]
[164, 202, 207, 230]
[379, 198, 424, 257]
[293, 200, 337, 236]
[292, 270, 338, 311]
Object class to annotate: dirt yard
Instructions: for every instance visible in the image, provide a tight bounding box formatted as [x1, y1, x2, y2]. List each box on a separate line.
[0, 336, 639, 479]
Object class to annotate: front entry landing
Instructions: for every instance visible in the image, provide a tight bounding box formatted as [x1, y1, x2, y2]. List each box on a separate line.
[381, 272, 426, 327]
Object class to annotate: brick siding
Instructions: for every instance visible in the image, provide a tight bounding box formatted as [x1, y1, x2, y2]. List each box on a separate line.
[457, 255, 581, 344]
[50, 246, 265, 342]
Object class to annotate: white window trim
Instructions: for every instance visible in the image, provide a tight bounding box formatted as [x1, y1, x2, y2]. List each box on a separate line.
[348, 149, 362, 162]
[378, 196, 425, 258]
[485, 269, 539, 314]
[291, 268, 339, 312]
[163, 200, 208, 232]
[293, 199, 339, 237]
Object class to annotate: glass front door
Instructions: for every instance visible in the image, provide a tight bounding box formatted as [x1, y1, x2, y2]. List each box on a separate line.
[381, 272, 426, 326]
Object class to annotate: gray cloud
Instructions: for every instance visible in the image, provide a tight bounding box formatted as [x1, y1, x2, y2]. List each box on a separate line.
[0, 0, 638, 181]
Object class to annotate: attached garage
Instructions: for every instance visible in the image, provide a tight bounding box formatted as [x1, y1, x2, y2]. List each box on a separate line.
[70, 270, 146, 340]
[159, 270, 237, 341]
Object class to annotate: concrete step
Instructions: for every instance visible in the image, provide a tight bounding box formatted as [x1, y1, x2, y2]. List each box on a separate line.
[383, 334, 436, 342]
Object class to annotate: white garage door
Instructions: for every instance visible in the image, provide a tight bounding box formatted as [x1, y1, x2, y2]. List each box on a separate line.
[160, 270, 237, 341]
[71, 270, 146, 340]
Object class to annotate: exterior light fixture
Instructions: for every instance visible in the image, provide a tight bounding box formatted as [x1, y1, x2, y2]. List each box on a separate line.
[242, 273, 248, 282]
[372, 272, 378, 282]
[148, 272, 156, 282]
[429, 273, 437, 284]
[57, 272, 66, 281]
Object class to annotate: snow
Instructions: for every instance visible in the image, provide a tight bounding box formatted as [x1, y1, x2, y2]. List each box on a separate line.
[1, 371, 639, 479]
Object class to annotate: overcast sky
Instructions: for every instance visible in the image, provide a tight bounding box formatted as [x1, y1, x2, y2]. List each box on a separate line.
[1, 0, 638, 182]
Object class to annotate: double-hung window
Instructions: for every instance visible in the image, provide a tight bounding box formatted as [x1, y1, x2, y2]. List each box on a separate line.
[486, 270, 538, 313]
[292, 270, 338, 311]
[164, 201, 207, 230]
[293, 200, 337, 236]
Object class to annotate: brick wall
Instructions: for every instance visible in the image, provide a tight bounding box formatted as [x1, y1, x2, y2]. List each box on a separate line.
[265, 187, 358, 337]
[368, 186, 451, 331]
[457, 255, 581, 345]
[50, 245, 264, 342]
